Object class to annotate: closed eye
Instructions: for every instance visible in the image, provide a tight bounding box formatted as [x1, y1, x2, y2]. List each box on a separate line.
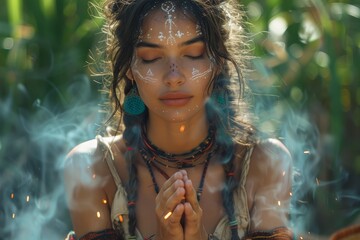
[185, 54, 204, 60]
[142, 58, 160, 64]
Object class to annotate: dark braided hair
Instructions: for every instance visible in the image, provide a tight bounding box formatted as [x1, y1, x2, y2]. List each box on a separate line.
[102, 0, 256, 239]
[122, 113, 143, 237]
[206, 74, 243, 240]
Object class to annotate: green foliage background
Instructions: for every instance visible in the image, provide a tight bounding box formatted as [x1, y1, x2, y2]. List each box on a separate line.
[0, 0, 359, 238]
[239, 0, 360, 236]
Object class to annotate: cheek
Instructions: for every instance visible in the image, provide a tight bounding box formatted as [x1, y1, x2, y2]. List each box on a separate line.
[181, 59, 214, 82]
[135, 80, 160, 101]
[131, 58, 164, 84]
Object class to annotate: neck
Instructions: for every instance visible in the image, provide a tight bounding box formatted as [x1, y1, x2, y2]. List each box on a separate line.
[146, 114, 209, 154]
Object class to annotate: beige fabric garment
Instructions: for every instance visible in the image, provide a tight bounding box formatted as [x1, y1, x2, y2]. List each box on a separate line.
[96, 135, 253, 239]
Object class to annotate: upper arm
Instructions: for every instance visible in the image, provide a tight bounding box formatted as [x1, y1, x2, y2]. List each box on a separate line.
[64, 141, 113, 237]
[247, 138, 292, 231]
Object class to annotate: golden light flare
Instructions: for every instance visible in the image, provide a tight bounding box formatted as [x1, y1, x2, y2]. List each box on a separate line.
[277, 201, 281, 206]
[118, 214, 124, 223]
[304, 150, 310, 154]
[26, 195, 30, 202]
[12, 213, 16, 219]
[316, 178, 320, 185]
[96, 211, 101, 218]
[102, 199, 107, 204]
[10, 193, 14, 199]
[290, 192, 293, 196]
[92, 174, 96, 179]
[282, 171, 286, 176]
[179, 125, 185, 133]
[164, 211, 172, 220]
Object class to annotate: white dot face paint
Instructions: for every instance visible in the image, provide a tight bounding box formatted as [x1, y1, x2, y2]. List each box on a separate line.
[130, 2, 215, 123]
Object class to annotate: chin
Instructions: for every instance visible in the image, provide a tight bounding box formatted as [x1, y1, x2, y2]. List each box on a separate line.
[155, 107, 202, 123]
[163, 113, 189, 123]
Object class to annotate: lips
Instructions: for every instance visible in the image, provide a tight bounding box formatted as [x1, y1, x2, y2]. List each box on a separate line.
[159, 92, 193, 107]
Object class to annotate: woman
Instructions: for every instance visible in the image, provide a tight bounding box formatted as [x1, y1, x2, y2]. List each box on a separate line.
[64, 0, 294, 239]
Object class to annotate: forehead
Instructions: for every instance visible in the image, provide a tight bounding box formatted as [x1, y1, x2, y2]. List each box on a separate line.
[141, 4, 197, 34]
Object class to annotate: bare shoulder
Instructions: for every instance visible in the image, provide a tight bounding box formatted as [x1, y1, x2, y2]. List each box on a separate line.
[64, 136, 125, 172]
[64, 138, 102, 178]
[64, 138, 101, 194]
[246, 138, 292, 193]
[245, 139, 293, 230]
[63, 135, 127, 187]
[251, 138, 292, 174]
[63, 135, 127, 236]
[65, 138, 99, 165]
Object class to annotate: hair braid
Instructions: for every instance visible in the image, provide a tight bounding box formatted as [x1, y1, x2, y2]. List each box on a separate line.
[125, 152, 138, 237]
[222, 160, 240, 240]
[206, 73, 241, 239]
[122, 113, 146, 237]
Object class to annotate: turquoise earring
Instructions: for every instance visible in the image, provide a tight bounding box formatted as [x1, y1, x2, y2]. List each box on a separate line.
[211, 89, 227, 106]
[123, 86, 145, 115]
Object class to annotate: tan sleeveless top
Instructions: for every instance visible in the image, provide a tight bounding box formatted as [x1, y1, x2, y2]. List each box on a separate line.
[96, 135, 254, 239]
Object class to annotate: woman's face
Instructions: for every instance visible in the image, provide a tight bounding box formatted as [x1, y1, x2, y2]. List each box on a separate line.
[129, 1, 215, 124]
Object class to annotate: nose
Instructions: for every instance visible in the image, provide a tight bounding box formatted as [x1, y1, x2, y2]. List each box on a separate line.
[163, 62, 185, 87]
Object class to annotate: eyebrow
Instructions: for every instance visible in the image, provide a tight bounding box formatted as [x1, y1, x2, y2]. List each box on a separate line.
[135, 36, 205, 48]
[136, 41, 161, 48]
[180, 36, 205, 47]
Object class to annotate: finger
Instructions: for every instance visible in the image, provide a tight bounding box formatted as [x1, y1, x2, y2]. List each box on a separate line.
[180, 171, 188, 201]
[159, 171, 184, 195]
[156, 185, 185, 219]
[156, 173, 185, 207]
[184, 201, 195, 219]
[184, 201, 205, 237]
[184, 179, 199, 208]
[161, 179, 185, 203]
[184, 201, 202, 224]
[167, 203, 184, 224]
[179, 170, 188, 181]
[165, 185, 185, 209]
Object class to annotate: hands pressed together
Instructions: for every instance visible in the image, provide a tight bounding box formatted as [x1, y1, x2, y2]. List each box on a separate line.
[155, 170, 208, 240]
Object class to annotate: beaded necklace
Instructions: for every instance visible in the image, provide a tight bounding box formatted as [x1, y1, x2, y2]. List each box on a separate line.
[139, 127, 217, 200]
[140, 126, 215, 169]
[139, 148, 215, 201]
